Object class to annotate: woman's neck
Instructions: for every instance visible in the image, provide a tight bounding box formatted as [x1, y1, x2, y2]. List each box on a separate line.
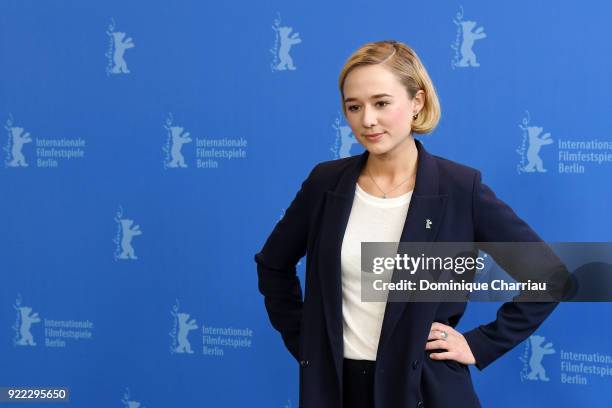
[364, 136, 418, 187]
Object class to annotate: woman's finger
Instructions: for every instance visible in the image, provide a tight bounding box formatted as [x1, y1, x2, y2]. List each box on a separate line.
[430, 322, 449, 332]
[425, 339, 451, 351]
[428, 328, 452, 341]
[427, 330, 442, 340]
[429, 351, 458, 361]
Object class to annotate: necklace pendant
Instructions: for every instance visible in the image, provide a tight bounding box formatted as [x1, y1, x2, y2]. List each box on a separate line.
[382, 194, 387, 199]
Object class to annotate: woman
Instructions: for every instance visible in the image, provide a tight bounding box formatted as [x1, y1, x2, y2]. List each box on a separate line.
[255, 40, 558, 408]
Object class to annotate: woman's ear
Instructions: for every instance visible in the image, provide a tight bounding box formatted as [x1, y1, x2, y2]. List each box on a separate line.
[413, 89, 426, 114]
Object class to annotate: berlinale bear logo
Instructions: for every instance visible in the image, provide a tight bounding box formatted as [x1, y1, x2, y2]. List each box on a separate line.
[121, 388, 145, 408]
[163, 113, 192, 169]
[13, 295, 41, 347]
[170, 300, 198, 355]
[114, 206, 143, 261]
[331, 116, 359, 159]
[106, 19, 135, 75]
[451, 6, 487, 69]
[520, 334, 555, 382]
[517, 111, 553, 174]
[4, 116, 32, 168]
[270, 13, 302, 72]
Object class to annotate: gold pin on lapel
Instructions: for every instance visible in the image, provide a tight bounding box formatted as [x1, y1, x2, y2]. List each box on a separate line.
[425, 219, 432, 229]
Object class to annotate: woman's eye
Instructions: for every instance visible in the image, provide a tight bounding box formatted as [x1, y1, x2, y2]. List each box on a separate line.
[347, 102, 388, 112]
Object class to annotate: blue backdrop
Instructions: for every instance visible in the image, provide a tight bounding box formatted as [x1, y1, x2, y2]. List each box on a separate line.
[1, 0, 611, 407]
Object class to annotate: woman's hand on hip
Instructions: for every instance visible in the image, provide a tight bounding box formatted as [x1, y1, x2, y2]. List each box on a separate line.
[425, 322, 476, 365]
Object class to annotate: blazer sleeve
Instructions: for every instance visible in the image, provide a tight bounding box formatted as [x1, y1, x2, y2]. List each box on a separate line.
[462, 170, 560, 370]
[254, 164, 320, 361]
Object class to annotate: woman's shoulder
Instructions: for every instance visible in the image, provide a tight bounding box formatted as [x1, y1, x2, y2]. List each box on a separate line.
[305, 155, 360, 183]
[432, 153, 480, 177]
[292, 155, 361, 199]
[312, 155, 360, 174]
[429, 153, 482, 194]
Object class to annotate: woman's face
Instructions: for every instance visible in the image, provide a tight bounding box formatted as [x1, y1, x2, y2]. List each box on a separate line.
[342, 64, 423, 157]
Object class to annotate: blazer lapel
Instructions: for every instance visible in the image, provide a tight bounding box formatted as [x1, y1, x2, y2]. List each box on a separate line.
[316, 153, 366, 385]
[315, 139, 446, 383]
[376, 140, 447, 358]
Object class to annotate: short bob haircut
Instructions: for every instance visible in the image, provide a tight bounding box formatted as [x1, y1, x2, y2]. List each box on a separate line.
[338, 40, 441, 134]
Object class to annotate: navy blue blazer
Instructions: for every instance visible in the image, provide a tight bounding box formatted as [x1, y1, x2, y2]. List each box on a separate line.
[255, 139, 558, 408]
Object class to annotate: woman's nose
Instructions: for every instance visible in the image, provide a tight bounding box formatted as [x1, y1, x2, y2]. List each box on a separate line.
[361, 105, 377, 128]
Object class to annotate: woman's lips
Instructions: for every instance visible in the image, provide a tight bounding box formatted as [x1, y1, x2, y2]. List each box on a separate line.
[364, 132, 384, 141]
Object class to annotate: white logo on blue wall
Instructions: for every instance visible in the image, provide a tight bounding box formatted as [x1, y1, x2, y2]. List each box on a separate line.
[520, 334, 555, 382]
[516, 111, 553, 174]
[331, 116, 359, 159]
[451, 6, 487, 69]
[170, 299, 254, 357]
[106, 19, 135, 75]
[160, 113, 246, 170]
[12, 294, 93, 348]
[3, 115, 85, 168]
[4, 115, 32, 168]
[114, 206, 143, 260]
[163, 113, 192, 169]
[515, 111, 612, 174]
[170, 300, 198, 354]
[13, 294, 40, 346]
[122, 388, 145, 408]
[270, 13, 302, 72]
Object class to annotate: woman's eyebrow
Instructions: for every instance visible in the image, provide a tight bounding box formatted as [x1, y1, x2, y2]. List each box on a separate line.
[344, 93, 393, 103]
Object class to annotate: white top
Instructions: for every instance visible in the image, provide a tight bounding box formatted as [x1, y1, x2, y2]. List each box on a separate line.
[340, 183, 412, 360]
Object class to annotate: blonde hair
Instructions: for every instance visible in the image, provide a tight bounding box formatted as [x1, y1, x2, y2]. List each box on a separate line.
[338, 40, 441, 134]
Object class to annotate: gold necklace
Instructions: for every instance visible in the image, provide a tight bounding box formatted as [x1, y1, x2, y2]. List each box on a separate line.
[366, 167, 412, 199]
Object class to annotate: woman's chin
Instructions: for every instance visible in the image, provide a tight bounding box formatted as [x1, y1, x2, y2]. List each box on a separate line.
[365, 142, 391, 156]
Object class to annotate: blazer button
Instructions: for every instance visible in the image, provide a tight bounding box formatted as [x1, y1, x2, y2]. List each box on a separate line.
[300, 360, 309, 367]
[416, 402, 425, 408]
[412, 360, 420, 369]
